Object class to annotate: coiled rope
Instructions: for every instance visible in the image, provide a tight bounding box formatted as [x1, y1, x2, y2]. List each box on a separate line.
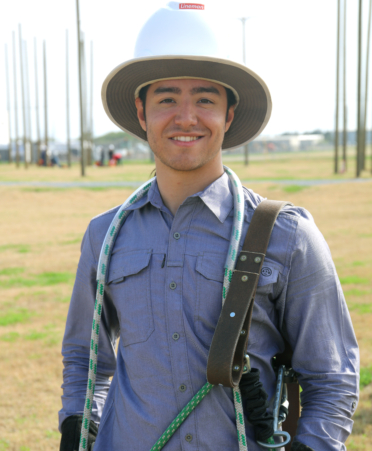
[79, 166, 248, 451]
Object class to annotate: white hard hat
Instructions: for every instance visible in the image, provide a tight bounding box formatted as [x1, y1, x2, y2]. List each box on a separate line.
[102, 1, 272, 150]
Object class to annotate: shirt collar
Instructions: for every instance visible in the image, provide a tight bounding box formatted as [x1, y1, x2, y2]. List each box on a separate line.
[124, 172, 234, 224]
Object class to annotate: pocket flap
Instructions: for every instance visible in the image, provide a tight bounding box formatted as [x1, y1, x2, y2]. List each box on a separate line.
[108, 250, 152, 284]
[196, 253, 225, 282]
[258, 258, 282, 286]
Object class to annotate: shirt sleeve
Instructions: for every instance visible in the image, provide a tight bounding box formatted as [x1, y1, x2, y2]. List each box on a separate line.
[282, 210, 359, 450]
[59, 222, 118, 431]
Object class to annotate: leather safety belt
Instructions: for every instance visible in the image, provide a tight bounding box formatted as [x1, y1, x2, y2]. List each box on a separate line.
[207, 200, 300, 449]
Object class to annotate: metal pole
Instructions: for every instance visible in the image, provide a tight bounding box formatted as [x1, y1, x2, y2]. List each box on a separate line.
[12, 31, 20, 167]
[34, 37, 41, 164]
[76, 0, 85, 176]
[342, 0, 347, 171]
[66, 30, 71, 167]
[363, 0, 372, 171]
[18, 24, 28, 169]
[239, 17, 249, 166]
[5, 44, 13, 163]
[43, 40, 49, 166]
[81, 35, 89, 166]
[24, 40, 33, 164]
[357, 0, 363, 177]
[335, 0, 340, 174]
[90, 40, 94, 165]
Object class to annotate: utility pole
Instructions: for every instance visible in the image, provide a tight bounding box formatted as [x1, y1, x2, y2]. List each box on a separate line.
[5, 44, 12, 163]
[363, 0, 372, 171]
[18, 24, 28, 169]
[66, 30, 71, 167]
[12, 31, 20, 168]
[357, 0, 363, 178]
[43, 40, 49, 166]
[34, 37, 41, 165]
[76, 0, 85, 176]
[239, 17, 249, 166]
[342, 0, 347, 172]
[335, 0, 341, 174]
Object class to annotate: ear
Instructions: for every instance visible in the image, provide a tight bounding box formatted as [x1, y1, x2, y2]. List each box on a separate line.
[135, 97, 147, 132]
[225, 106, 235, 133]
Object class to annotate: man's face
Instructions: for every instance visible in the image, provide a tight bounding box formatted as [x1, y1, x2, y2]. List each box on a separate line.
[135, 79, 235, 172]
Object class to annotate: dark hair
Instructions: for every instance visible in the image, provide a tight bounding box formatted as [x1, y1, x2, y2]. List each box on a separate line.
[138, 84, 237, 121]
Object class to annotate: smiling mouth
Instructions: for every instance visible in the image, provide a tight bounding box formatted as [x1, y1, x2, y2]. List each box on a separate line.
[170, 136, 203, 142]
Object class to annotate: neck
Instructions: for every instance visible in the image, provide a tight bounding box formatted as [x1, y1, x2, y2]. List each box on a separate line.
[154, 156, 224, 216]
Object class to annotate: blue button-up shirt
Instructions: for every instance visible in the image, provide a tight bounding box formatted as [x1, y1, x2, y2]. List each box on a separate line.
[60, 173, 359, 450]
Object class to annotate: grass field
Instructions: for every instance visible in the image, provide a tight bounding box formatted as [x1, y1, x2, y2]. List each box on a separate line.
[0, 151, 371, 450]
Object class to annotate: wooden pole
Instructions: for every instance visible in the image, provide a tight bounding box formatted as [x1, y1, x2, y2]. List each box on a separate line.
[363, 0, 372, 171]
[43, 40, 49, 166]
[76, 0, 85, 176]
[34, 37, 41, 165]
[335, 0, 340, 174]
[5, 44, 12, 163]
[24, 40, 33, 164]
[357, 0, 363, 178]
[12, 31, 20, 168]
[18, 24, 28, 169]
[342, 0, 348, 171]
[240, 17, 249, 166]
[66, 30, 71, 167]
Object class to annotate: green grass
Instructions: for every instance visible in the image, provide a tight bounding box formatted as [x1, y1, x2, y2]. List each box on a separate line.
[24, 330, 49, 341]
[0, 309, 32, 326]
[0, 332, 20, 342]
[344, 289, 371, 297]
[282, 185, 309, 194]
[0, 244, 30, 253]
[0, 267, 24, 276]
[0, 271, 75, 288]
[62, 237, 82, 245]
[339, 276, 370, 285]
[348, 303, 372, 314]
[360, 367, 372, 389]
[0, 439, 9, 450]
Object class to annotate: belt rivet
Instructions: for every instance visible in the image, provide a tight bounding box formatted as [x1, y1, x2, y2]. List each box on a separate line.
[240, 255, 247, 261]
[240, 330, 246, 335]
[230, 312, 235, 317]
[254, 257, 262, 263]
[233, 365, 240, 371]
[241, 275, 248, 282]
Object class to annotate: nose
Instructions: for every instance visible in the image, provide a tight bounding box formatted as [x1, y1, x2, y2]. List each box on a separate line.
[174, 99, 198, 129]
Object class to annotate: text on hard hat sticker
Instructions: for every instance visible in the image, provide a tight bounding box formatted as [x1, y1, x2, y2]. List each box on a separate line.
[179, 3, 205, 10]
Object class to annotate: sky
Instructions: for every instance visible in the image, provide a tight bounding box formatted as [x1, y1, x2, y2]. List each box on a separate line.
[0, 0, 369, 145]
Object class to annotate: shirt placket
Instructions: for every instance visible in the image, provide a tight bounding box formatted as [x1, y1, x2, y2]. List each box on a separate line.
[165, 199, 199, 450]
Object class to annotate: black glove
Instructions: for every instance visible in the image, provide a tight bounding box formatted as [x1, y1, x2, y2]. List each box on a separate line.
[239, 368, 274, 442]
[292, 440, 315, 451]
[60, 415, 98, 451]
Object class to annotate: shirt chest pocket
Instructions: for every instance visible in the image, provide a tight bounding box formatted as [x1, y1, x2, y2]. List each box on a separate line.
[195, 253, 225, 347]
[107, 249, 154, 347]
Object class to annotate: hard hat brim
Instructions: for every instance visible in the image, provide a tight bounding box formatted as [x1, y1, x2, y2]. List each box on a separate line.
[102, 55, 272, 150]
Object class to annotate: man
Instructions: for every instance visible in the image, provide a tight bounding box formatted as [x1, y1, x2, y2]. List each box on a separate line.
[59, 3, 359, 450]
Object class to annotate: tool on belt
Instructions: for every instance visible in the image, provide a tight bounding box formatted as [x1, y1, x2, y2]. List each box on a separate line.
[76, 168, 300, 451]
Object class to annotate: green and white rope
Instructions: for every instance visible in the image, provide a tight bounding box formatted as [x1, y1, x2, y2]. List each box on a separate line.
[78, 178, 155, 451]
[79, 167, 249, 451]
[223, 166, 248, 451]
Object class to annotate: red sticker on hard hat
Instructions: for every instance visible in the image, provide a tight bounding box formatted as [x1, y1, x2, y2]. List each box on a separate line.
[179, 3, 205, 10]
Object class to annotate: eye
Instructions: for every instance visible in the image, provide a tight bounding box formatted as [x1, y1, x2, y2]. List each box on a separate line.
[160, 98, 175, 104]
[198, 98, 213, 104]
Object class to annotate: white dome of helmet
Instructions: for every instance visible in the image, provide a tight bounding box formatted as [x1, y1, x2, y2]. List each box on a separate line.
[102, 1, 272, 150]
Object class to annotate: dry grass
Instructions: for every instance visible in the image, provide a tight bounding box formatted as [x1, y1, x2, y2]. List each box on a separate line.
[0, 156, 371, 450]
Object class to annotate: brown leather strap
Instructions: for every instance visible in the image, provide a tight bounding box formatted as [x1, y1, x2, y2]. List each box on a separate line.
[207, 200, 292, 387]
[285, 383, 301, 450]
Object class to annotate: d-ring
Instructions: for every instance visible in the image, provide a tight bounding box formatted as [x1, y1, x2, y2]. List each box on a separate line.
[257, 430, 291, 449]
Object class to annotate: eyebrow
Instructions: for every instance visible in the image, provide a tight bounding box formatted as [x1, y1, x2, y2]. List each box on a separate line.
[153, 86, 221, 96]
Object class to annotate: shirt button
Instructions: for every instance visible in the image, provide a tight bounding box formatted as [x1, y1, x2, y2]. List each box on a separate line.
[352, 401, 357, 409]
[172, 332, 180, 341]
[185, 434, 193, 442]
[179, 384, 187, 392]
[169, 282, 177, 290]
[173, 232, 181, 240]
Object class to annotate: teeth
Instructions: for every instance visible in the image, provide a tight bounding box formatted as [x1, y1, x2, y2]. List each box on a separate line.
[172, 136, 200, 142]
